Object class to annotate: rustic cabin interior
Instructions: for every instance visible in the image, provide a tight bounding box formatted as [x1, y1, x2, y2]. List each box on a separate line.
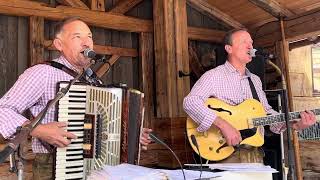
[0, 0, 320, 179]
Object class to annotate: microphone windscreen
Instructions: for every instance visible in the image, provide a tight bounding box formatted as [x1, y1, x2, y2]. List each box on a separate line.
[83, 48, 96, 59]
[249, 48, 257, 57]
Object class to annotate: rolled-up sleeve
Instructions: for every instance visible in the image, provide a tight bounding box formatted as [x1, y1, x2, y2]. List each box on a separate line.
[183, 71, 217, 132]
[0, 65, 47, 138]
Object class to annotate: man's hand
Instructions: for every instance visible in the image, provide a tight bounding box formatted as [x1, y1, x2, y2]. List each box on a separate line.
[30, 122, 77, 148]
[213, 117, 242, 146]
[140, 128, 152, 150]
[292, 111, 316, 130]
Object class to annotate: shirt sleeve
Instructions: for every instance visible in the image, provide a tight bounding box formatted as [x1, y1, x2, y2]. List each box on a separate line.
[0, 65, 48, 138]
[183, 70, 218, 132]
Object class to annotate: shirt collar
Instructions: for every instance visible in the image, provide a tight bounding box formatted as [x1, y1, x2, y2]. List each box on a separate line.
[54, 55, 81, 73]
[224, 60, 253, 78]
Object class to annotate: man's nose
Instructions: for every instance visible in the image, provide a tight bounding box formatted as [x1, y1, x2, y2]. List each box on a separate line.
[81, 37, 93, 47]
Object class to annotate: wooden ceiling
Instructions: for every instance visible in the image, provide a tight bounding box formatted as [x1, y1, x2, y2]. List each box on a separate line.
[205, 0, 320, 29]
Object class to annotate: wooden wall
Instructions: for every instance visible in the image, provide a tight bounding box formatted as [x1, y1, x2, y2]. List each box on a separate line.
[288, 45, 320, 178]
[0, 15, 28, 97]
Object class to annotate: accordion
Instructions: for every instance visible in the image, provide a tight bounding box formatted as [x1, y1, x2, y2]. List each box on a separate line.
[53, 82, 144, 180]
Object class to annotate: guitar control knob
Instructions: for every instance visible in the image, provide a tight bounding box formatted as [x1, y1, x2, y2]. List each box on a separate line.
[219, 140, 224, 144]
[209, 147, 213, 151]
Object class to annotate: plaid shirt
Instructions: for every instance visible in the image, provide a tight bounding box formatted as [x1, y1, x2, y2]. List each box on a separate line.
[183, 61, 285, 134]
[0, 56, 78, 153]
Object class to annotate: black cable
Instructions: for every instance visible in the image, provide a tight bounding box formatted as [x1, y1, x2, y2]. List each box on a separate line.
[191, 134, 203, 179]
[149, 133, 186, 180]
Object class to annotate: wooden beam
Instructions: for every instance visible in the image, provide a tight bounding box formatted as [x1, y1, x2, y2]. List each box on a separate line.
[153, 0, 177, 117]
[109, 0, 143, 14]
[188, 27, 225, 42]
[289, 37, 320, 51]
[175, 0, 190, 117]
[187, 0, 244, 28]
[153, 0, 190, 117]
[248, 0, 294, 18]
[29, 16, 44, 65]
[139, 32, 154, 128]
[88, 0, 105, 11]
[255, 10, 320, 47]
[56, 0, 89, 9]
[43, 40, 138, 57]
[0, 0, 153, 33]
[95, 55, 120, 77]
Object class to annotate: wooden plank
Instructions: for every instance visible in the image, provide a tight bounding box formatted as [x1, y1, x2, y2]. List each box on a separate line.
[139, 32, 154, 128]
[0, 0, 153, 33]
[29, 16, 44, 65]
[153, 117, 193, 168]
[95, 55, 120, 77]
[17, 17, 28, 75]
[188, 46, 205, 78]
[88, 0, 105, 11]
[299, 141, 320, 177]
[288, 45, 313, 97]
[153, 0, 177, 117]
[187, 0, 244, 28]
[43, 40, 138, 57]
[109, 0, 143, 14]
[7, 16, 18, 88]
[289, 37, 320, 51]
[248, 0, 294, 18]
[174, 0, 190, 116]
[56, 0, 89, 9]
[187, 26, 225, 43]
[111, 30, 134, 87]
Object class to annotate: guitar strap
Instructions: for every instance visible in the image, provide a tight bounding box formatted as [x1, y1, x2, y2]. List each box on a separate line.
[239, 76, 261, 139]
[248, 77, 260, 102]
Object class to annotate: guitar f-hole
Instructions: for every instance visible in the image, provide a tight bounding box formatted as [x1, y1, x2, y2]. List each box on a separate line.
[207, 105, 232, 115]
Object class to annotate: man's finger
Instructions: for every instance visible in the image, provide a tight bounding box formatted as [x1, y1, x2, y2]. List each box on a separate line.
[63, 132, 77, 139]
[56, 122, 68, 128]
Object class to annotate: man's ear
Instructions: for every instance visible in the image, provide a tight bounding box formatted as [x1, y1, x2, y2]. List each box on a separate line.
[53, 38, 63, 51]
[225, 44, 232, 54]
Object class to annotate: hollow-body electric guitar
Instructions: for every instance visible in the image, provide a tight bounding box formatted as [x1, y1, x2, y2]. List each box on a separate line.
[186, 98, 319, 161]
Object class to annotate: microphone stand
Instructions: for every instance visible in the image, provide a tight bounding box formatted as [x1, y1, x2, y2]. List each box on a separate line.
[266, 59, 295, 180]
[0, 59, 97, 178]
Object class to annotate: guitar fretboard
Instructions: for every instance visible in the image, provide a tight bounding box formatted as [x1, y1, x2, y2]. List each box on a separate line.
[252, 109, 320, 127]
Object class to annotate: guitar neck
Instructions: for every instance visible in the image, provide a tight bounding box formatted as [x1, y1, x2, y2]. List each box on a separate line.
[252, 109, 320, 127]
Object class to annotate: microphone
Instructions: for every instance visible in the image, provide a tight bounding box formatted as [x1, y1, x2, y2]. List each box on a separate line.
[249, 48, 275, 59]
[84, 68, 103, 86]
[149, 133, 186, 180]
[82, 48, 106, 62]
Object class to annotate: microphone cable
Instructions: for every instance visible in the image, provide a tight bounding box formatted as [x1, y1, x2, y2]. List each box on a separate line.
[191, 134, 203, 179]
[149, 133, 186, 180]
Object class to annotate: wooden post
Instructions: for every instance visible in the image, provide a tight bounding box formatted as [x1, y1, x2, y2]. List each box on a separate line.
[29, 16, 44, 66]
[279, 18, 303, 180]
[153, 0, 189, 118]
[139, 32, 154, 129]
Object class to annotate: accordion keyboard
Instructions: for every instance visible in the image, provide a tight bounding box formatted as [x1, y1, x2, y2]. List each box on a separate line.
[54, 83, 123, 180]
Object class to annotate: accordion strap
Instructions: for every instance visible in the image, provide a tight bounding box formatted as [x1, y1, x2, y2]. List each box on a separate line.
[42, 61, 78, 78]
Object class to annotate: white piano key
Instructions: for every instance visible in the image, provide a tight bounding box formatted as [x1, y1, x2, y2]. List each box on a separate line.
[67, 126, 84, 130]
[55, 167, 84, 174]
[58, 114, 85, 119]
[55, 159, 84, 166]
[57, 150, 83, 155]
